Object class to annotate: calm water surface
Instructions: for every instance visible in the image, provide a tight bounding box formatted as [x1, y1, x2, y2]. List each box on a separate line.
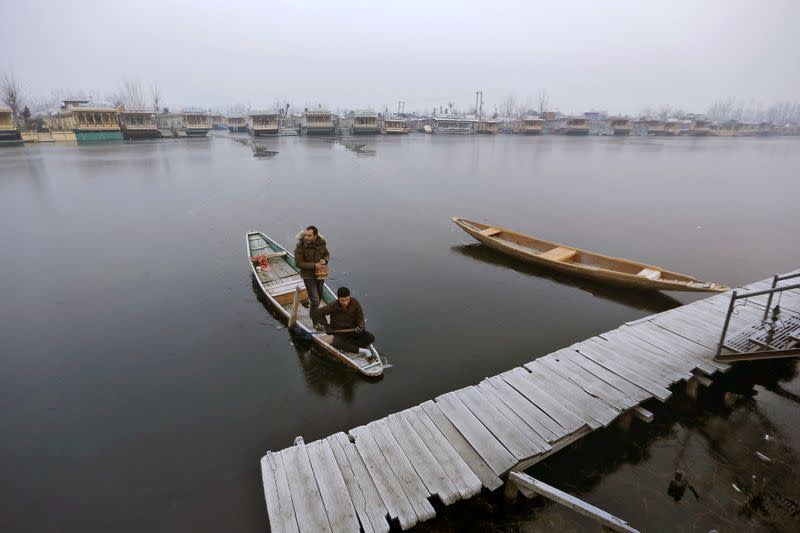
[1, 134, 799, 532]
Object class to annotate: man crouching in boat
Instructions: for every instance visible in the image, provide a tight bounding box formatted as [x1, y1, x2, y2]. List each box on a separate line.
[318, 287, 376, 360]
[294, 225, 330, 331]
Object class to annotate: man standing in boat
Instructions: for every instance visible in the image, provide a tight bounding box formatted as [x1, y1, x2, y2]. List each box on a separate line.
[318, 287, 376, 359]
[294, 226, 330, 330]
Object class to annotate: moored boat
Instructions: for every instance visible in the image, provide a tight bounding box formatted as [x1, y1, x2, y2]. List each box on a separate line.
[352, 110, 379, 135]
[560, 117, 589, 135]
[609, 117, 631, 136]
[248, 111, 280, 135]
[0, 106, 21, 145]
[302, 108, 334, 135]
[383, 117, 410, 134]
[181, 108, 211, 136]
[225, 114, 248, 132]
[119, 107, 161, 139]
[246, 231, 383, 376]
[452, 217, 728, 292]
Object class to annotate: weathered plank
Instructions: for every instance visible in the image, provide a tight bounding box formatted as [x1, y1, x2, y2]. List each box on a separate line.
[328, 433, 390, 533]
[600, 331, 694, 378]
[583, 338, 675, 385]
[540, 351, 638, 410]
[261, 451, 299, 533]
[591, 336, 689, 382]
[483, 376, 564, 441]
[621, 322, 726, 374]
[402, 406, 482, 499]
[420, 400, 503, 490]
[508, 472, 639, 533]
[574, 342, 672, 401]
[524, 361, 619, 427]
[454, 386, 549, 458]
[435, 391, 518, 474]
[474, 382, 554, 449]
[386, 412, 460, 505]
[306, 439, 360, 533]
[603, 328, 703, 376]
[500, 368, 587, 433]
[558, 349, 651, 404]
[281, 444, 333, 533]
[350, 424, 419, 530]
[368, 419, 436, 524]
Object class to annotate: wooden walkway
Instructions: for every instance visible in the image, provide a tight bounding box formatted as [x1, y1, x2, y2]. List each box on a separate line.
[260, 271, 800, 532]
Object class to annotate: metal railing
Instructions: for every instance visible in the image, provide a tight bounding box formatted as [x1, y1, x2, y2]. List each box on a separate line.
[716, 271, 800, 356]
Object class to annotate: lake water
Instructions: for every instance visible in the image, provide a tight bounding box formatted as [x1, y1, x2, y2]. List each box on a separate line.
[1, 133, 799, 532]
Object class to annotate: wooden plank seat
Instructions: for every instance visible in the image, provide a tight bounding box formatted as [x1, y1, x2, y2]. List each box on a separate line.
[539, 247, 577, 263]
[637, 268, 662, 280]
[479, 227, 502, 237]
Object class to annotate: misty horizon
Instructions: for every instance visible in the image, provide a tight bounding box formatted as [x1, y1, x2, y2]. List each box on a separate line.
[2, 0, 798, 116]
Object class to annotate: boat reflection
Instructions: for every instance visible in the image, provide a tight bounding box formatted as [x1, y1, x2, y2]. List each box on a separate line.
[452, 243, 682, 313]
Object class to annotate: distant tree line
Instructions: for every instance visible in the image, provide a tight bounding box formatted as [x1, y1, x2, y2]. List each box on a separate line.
[706, 97, 800, 124]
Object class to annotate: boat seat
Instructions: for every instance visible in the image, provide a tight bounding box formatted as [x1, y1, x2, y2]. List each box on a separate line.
[479, 227, 502, 237]
[637, 268, 662, 280]
[539, 247, 577, 262]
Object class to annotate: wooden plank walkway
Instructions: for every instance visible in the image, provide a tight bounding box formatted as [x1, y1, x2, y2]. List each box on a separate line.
[260, 270, 799, 532]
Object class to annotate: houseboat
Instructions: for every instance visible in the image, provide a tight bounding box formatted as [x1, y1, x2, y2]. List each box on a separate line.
[644, 119, 671, 136]
[248, 111, 280, 135]
[352, 110, 379, 135]
[475, 119, 499, 134]
[225, 114, 248, 133]
[181, 108, 211, 136]
[53, 99, 123, 142]
[302, 109, 334, 135]
[118, 107, 160, 139]
[519, 116, 544, 135]
[609, 117, 631, 136]
[0, 106, 21, 144]
[435, 116, 476, 134]
[664, 119, 682, 136]
[383, 117, 410, 134]
[560, 117, 589, 135]
[736, 122, 771, 137]
[211, 114, 226, 130]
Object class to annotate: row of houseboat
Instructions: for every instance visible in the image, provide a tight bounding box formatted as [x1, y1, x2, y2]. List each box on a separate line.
[6, 101, 799, 144]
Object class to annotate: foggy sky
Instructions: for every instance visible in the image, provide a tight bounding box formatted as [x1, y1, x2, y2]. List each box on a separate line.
[2, 0, 798, 115]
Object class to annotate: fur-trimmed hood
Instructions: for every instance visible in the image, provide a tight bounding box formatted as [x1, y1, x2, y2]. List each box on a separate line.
[296, 230, 327, 244]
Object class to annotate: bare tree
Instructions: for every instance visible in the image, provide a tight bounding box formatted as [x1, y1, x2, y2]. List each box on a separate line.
[537, 89, 550, 114]
[120, 79, 145, 109]
[501, 94, 517, 117]
[151, 83, 162, 119]
[1, 73, 24, 125]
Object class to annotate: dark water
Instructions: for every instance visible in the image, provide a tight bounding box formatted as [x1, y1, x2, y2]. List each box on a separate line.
[1, 134, 798, 532]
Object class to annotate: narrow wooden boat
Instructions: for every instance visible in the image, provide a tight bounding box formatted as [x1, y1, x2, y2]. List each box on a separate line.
[247, 231, 383, 376]
[452, 217, 729, 293]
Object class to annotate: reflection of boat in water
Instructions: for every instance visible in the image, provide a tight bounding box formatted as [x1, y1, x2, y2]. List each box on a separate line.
[247, 231, 383, 376]
[453, 217, 728, 292]
[451, 244, 682, 313]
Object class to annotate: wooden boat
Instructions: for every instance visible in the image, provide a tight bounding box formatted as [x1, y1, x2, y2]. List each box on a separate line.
[247, 231, 383, 376]
[452, 217, 729, 292]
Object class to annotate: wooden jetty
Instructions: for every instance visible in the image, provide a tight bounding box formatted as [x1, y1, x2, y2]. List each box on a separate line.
[259, 270, 799, 532]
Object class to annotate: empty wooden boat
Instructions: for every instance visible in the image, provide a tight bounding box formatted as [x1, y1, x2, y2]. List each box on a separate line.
[452, 217, 728, 292]
[247, 231, 383, 376]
